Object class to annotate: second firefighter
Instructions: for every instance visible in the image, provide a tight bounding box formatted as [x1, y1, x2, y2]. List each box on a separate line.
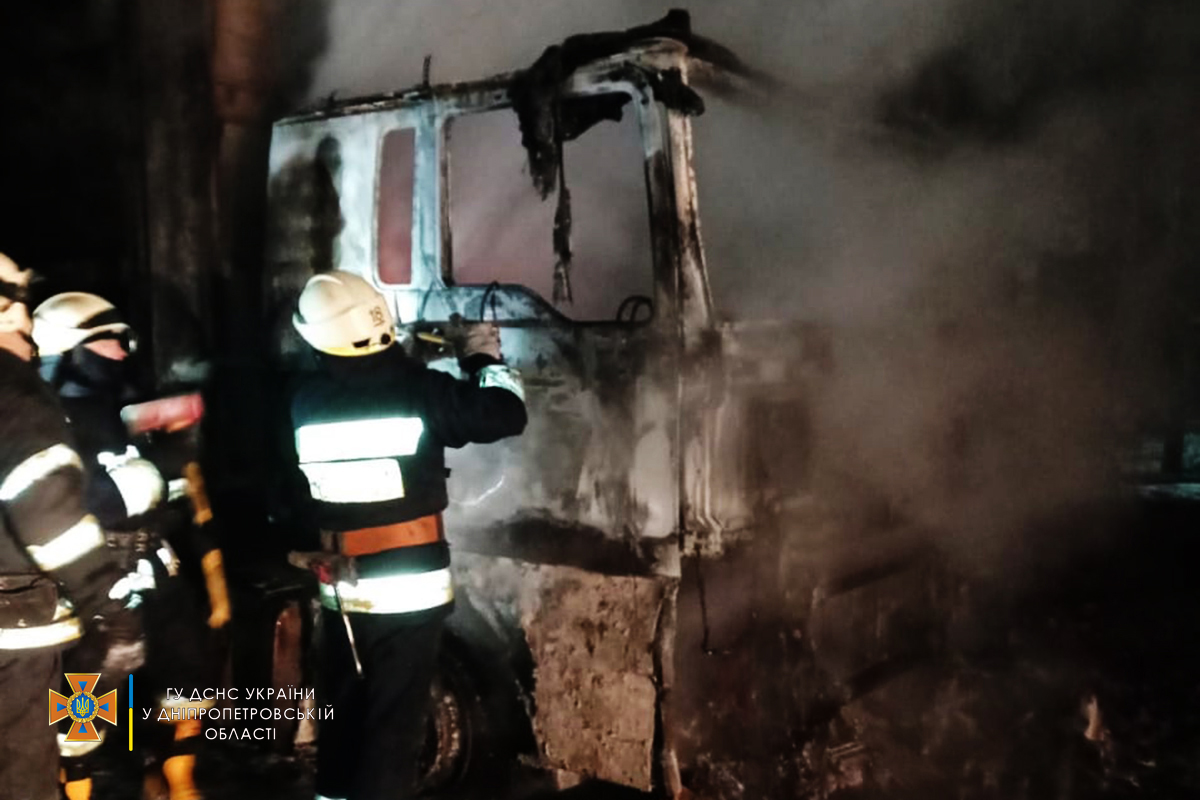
[33, 291, 230, 800]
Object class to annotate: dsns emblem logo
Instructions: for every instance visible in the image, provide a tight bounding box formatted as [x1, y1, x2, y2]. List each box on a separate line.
[49, 673, 118, 741]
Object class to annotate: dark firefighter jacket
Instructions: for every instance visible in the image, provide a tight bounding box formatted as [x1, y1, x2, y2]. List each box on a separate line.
[288, 347, 527, 617]
[0, 349, 125, 648]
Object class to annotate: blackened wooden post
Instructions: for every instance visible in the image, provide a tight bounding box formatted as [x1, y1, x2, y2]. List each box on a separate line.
[135, 0, 219, 390]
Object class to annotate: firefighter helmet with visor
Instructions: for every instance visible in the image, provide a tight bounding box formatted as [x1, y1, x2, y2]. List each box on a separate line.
[31, 292, 136, 357]
[293, 271, 396, 357]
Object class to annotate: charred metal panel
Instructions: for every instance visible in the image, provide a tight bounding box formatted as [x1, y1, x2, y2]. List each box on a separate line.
[380, 285, 682, 560]
[682, 321, 833, 557]
[452, 553, 668, 791]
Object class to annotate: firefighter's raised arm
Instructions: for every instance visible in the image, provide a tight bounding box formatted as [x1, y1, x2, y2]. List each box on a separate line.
[422, 321, 527, 448]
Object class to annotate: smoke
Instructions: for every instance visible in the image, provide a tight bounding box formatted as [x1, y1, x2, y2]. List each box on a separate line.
[691, 0, 1200, 577]
[768, 0, 1200, 576]
[305, 1, 1200, 574]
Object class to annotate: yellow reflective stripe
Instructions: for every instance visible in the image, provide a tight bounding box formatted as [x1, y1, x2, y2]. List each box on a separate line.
[0, 444, 82, 502]
[478, 364, 525, 401]
[0, 616, 82, 650]
[295, 417, 425, 463]
[318, 568, 454, 615]
[26, 514, 105, 571]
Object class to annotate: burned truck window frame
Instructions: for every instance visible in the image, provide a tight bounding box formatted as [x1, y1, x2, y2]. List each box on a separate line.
[440, 90, 657, 324]
[382, 76, 680, 332]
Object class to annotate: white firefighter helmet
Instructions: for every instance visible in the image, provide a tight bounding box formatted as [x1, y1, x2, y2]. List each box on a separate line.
[31, 292, 134, 357]
[292, 270, 396, 357]
[0, 252, 32, 337]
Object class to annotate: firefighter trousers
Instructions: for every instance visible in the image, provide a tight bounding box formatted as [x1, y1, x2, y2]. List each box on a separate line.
[315, 607, 444, 800]
[0, 648, 63, 800]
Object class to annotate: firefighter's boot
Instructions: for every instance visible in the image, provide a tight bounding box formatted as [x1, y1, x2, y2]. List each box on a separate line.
[161, 718, 202, 800]
[63, 777, 92, 800]
[59, 735, 103, 800]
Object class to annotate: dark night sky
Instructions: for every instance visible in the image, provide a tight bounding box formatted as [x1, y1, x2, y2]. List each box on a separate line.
[0, 4, 139, 283]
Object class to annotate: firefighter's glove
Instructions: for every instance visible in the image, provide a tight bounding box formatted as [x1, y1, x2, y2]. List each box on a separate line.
[107, 557, 156, 610]
[457, 322, 502, 361]
[98, 446, 166, 517]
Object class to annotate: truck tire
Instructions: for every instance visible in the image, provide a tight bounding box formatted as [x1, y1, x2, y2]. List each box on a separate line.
[416, 634, 524, 798]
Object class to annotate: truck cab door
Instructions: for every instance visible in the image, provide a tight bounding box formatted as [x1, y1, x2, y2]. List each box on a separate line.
[376, 84, 685, 575]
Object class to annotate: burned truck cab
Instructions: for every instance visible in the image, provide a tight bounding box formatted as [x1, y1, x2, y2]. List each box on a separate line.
[264, 36, 708, 792]
[261, 25, 945, 798]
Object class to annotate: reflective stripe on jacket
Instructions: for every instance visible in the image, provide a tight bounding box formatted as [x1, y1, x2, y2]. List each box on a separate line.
[318, 567, 455, 615]
[0, 444, 106, 574]
[289, 347, 527, 615]
[0, 602, 82, 650]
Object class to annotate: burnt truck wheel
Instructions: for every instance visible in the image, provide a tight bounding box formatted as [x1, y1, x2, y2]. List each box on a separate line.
[416, 640, 516, 798]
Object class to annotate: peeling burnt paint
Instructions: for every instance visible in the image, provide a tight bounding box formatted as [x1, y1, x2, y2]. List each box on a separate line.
[452, 553, 669, 791]
[524, 573, 662, 789]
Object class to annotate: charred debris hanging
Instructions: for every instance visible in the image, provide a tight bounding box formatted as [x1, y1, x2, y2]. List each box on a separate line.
[509, 8, 761, 304]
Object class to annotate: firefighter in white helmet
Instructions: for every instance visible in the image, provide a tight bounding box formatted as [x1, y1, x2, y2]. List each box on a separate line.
[33, 291, 230, 800]
[285, 270, 526, 800]
[0, 255, 146, 800]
